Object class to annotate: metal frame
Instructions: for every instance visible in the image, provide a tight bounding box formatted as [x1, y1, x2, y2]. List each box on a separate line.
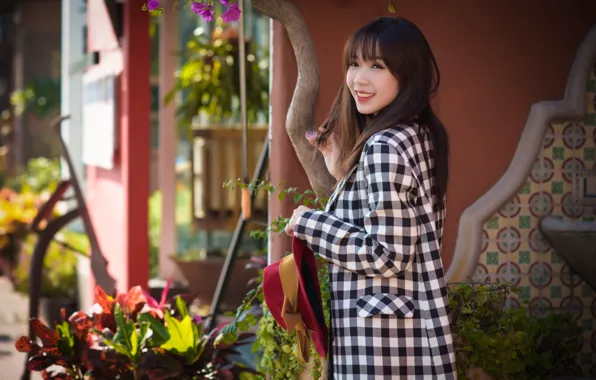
[206, 135, 268, 331]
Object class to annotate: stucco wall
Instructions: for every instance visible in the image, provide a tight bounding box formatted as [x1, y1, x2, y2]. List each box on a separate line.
[269, 0, 596, 269]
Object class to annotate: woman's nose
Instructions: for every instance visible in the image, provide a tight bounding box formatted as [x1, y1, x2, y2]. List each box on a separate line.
[353, 71, 369, 85]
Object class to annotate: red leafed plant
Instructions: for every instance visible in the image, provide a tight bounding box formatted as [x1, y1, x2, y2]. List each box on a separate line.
[15, 283, 261, 379]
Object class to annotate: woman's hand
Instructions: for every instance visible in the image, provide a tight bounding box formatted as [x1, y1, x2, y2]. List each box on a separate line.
[306, 127, 346, 181]
[284, 205, 312, 237]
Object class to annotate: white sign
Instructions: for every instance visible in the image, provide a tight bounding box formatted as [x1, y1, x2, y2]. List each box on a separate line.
[82, 73, 117, 169]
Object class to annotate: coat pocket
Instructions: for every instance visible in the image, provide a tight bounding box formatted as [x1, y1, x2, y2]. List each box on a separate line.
[356, 293, 415, 318]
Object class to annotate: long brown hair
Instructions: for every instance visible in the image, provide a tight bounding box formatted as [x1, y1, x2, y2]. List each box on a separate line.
[318, 17, 449, 209]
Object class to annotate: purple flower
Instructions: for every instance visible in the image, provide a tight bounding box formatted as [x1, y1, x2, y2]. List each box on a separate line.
[221, 3, 241, 23]
[147, 0, 160, 11]
[191, 1, 214, 22]
[219, 0, 230, 6]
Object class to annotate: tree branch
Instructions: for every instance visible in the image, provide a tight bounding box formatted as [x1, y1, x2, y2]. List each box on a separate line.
[252, 0, 336, 197]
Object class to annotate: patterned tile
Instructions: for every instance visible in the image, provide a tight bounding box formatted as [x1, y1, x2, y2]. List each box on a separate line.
[473, 62, 596, 375]
[548, 275, 573, 308]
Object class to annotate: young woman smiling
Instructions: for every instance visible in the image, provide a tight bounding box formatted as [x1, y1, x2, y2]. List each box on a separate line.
[285, 17, 456, 379]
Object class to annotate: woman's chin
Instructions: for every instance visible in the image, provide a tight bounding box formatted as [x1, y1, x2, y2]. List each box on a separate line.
[356, 105, 381, 115]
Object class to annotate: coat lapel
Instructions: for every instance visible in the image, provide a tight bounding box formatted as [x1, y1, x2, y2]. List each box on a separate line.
[325, 166, 358, 212]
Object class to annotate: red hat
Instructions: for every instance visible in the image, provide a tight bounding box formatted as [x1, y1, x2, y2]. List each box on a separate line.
[262, 237, 328, 362]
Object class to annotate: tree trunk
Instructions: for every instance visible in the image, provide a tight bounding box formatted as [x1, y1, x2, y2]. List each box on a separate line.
[252, 0, 336, 198]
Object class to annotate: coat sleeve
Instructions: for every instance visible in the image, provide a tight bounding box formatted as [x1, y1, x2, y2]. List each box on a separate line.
[293, 141, 420, 278]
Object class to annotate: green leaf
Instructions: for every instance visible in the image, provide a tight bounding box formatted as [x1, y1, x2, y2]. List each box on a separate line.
[387, 3, 395, 13]
[138, 313, 170, 347]
[176, 296, 189, 319]
[293, 194, 302, 204]
[237, 320, 249, 331]
[114, 303, 133, 351]
[139, 320, 150, 346]
[56, 321, 74, 356]
[161, 312, 197, 363]
[243, 313, 257, 326]
[104, 338, 132, 358]
[130, 326, 139, 357]
[93, 328, 132, 358]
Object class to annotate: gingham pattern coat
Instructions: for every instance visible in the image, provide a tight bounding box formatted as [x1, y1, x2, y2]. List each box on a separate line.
[294, 125, 457, 379]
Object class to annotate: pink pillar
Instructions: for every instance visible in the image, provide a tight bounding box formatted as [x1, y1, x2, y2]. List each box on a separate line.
[86, 0, 150, 292]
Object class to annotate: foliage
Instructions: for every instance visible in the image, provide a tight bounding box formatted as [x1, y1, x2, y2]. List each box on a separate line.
[217, 180, 330, 379]
[15, 282, 261, 379]
[143, 0, 396, 21]
[0, 157, 62, 258]
[0, 187, 51, 266]
[10, 78, 61, 118]
[164, 19, 269, 130]
[144, 0, 242, 23]
[14, 230, 89, 298]
[448, 280, 583, 380]
[9, 157, 61, 194]
[0, 157, 66, 289]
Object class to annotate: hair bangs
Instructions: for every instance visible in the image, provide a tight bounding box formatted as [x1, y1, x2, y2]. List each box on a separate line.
[344, 29, 381, 67]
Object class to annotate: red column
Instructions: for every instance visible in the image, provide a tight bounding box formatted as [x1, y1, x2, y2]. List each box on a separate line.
[121, 0, 150, 288]
[86, 0, 150, 292]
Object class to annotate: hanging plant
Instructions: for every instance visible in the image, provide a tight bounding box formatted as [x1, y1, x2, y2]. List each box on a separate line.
[143, 0, 242, 23]
[143, 0, 396, 23]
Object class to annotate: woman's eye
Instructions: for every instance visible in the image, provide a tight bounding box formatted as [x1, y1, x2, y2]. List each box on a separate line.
[349, 62, 359, 67]
[372, 63, 384, 69]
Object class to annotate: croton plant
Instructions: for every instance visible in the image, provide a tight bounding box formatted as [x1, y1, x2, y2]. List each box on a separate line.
[15, 280, 259, 379]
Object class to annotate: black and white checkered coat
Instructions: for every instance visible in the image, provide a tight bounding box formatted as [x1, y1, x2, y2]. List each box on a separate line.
[294, 125, 457, 379]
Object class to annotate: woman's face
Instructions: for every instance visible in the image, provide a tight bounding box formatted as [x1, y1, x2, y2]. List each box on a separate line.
[346, 53, 399, 115]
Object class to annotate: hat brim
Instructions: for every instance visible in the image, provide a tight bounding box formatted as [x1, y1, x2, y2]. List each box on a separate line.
[262, 260, 287, 329]
[293, 237, 329, 358]
[261, 238, 329, 359]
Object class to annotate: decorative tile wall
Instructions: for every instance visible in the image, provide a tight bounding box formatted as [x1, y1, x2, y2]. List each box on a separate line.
[474, 61, 596, 375]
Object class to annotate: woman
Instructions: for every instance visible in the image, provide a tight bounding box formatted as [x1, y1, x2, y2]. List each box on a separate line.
[285, 17, 457, 379]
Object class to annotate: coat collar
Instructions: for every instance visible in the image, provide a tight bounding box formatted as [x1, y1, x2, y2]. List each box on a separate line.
[325, 165, 358, 212]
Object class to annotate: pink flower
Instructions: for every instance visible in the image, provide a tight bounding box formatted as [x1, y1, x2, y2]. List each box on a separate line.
[147, 0, 160, 11]
[221, 3, 241, 23]
[219, 0, 230, 6]
[191, 1, 214, 22]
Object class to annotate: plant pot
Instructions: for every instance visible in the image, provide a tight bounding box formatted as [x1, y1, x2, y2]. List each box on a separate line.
[40, 296, 78, 327]
[170, 256, 258, 312]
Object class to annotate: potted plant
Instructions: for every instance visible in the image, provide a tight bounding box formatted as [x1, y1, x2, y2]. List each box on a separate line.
[15, 283, 261, 379]
[164, 17, 269, 130]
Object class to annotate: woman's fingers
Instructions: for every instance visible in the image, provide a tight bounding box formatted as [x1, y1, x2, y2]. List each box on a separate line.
[305, 131, 318, 148]
[305, 130, 337, 157]
[305, 131, 329, 154]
